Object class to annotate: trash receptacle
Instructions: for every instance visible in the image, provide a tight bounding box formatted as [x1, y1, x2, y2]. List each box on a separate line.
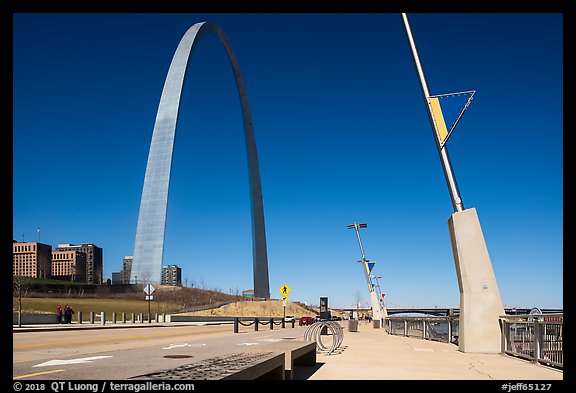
[348, 319, 358, 332]
[373, 319, 380, 329]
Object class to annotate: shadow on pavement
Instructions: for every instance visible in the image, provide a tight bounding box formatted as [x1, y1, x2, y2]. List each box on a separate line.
[292, 362, 325, 380]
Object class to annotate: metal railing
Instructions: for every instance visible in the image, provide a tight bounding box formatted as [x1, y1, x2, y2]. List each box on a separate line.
[233, 317, 292, 333]
[384, 316, 459, 344]
[500, 314, 563, 369]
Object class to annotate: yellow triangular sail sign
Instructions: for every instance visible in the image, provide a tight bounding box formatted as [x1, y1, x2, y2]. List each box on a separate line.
[427, 90, 475, 147]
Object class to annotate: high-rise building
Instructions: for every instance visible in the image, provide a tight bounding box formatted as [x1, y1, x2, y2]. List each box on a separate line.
[122, 256, 133, 284]
[13, 241, 52, 279]
[56, 243, 102, 284]
[162, 265, 181, 286]
[51, 250, 87, 282]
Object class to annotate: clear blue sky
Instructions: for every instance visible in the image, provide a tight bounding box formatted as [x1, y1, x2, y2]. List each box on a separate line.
[12, 13, 563, 309]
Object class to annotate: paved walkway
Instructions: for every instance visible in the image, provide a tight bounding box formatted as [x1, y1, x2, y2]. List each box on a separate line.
[299, 321, 563, 380]
[13, 320, 563, 381]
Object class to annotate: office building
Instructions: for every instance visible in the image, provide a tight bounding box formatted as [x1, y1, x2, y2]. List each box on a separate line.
[13, 241, 52, 279]
[51, 249, 87, 282]
[56, 243, 103, 284]
[162, 265, 181, 286]
[122, 256, 133, 284]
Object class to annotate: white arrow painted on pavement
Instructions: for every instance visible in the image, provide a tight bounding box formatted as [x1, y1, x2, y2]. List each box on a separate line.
[163, 343, 192, 349]
[33, 356, 112, 367]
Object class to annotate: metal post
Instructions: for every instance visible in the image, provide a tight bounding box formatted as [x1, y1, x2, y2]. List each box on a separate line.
[282, 318, 285, 329]
[77, 311, 82, 324]
[90, 312, 95, 324]
[148, 298, 151, 324]
[404, 319, 408, 336]
[270, 317, 274, 330]
[254, 317, 259, 331]
[101, 312, 106, 326]
[500, 318, 507, 353]
[112, 312, 117, 324]
[401, 13, 464, 213]
[131, 312, 136, 323]
[292, 319, 295, 328]
[122, 312, 126, 323]
[447, 317, 452, 344]
[234, 317, 239, 333]
[533, 318, 541, 364]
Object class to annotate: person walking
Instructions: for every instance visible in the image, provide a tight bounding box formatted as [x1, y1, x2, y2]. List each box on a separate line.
[56, 305, 63, 323]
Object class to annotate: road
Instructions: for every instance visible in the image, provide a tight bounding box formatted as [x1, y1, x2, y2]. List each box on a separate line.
[13, 323, 308, 380]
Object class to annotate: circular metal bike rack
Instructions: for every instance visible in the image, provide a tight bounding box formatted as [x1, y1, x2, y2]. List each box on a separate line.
[304, 321, 344, 355]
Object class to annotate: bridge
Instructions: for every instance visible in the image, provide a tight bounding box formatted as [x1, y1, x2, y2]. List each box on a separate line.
[335, 307, 563, 317]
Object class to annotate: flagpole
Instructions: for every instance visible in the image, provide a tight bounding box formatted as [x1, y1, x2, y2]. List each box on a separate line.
[401, 13, 464, 213]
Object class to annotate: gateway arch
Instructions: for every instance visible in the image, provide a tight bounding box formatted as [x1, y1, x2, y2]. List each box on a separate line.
[131, 21, 270, 298]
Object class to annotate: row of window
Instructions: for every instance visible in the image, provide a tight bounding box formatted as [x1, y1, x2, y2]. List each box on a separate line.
[13, 244, 36, 252]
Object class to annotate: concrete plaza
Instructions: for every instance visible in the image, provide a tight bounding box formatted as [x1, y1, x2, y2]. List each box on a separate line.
[299, 320, 563, 380]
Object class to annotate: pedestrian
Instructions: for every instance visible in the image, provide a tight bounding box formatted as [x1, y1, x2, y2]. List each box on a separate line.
[56, 305, 63, 324]
[64, 305, 72, 324]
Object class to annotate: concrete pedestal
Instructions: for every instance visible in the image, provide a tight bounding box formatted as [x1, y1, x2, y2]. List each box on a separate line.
[448, 208, 504, 353]
[370, 291, 388, 321]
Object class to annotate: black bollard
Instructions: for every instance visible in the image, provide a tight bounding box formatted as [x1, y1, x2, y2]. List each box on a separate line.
[234, 318, 239, 333]
[292, 319, 295, 328]
[255, 318, 259, 331]
[282, 319, 285, 329]
[270, 318, 274, 330]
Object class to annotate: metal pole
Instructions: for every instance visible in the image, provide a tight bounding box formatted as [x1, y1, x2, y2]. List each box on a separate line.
[353, 223, 367, 260]
[401, 13, 464, 213]
[533, 318, 541, 364]
[350, 222, 374, 292]
[148, 297, 151, 324]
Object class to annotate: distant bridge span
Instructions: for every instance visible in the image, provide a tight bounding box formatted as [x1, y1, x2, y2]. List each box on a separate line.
[335, 307, 563, 317]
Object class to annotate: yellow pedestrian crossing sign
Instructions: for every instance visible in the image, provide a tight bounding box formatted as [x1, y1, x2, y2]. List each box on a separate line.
[280, 294, 289, 301]
[279, 284, 291, 296]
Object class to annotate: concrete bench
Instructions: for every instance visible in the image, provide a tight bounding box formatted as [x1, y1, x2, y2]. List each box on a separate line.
[137, 351, 285, 380]
[248, 339, 317, 380]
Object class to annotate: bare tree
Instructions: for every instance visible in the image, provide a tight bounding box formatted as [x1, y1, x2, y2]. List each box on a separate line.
[13, 276, 32, 327]
[353, 290, 364, 319]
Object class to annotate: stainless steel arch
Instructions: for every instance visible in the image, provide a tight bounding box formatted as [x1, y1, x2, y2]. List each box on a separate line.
[131, 21, 270, 298]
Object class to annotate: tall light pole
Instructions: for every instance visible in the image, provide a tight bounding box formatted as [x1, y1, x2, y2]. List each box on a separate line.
[371, 275, 385, 307]
[401, 13, 504, 352]
[401, 13, 464, 213]
[346, 221, 373, 292]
